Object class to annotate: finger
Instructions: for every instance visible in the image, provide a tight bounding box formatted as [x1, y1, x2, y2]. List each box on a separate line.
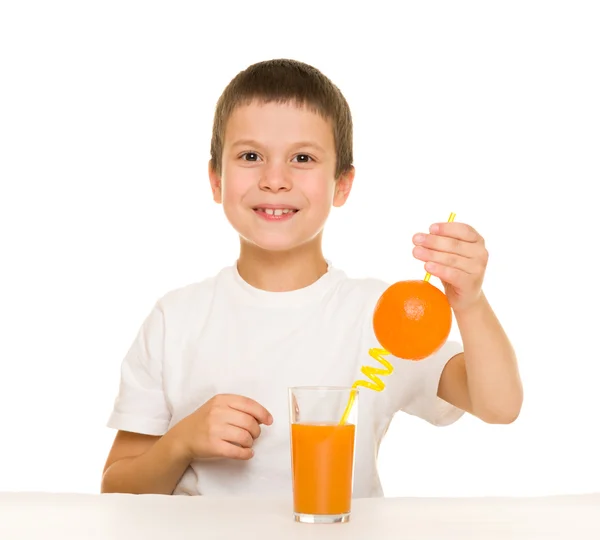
[428, 222, 482, 243]
[226, 395, 273, 425]
[220, 424, 255, 449]
[424, 261, 469, 288]
[413, 232, 480, 258]
[413, 245, 475, 274]
[224, 409, 261, 439]
[216, 440, 254, 461]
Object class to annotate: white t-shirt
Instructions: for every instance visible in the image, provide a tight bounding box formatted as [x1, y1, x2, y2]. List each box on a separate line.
[107, 262, 464, 498]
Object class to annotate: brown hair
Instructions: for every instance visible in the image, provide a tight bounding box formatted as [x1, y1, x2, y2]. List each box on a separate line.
[209, 58, 353, 179]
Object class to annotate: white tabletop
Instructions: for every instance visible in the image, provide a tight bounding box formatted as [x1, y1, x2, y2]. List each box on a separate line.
[0, 491, 599, 539]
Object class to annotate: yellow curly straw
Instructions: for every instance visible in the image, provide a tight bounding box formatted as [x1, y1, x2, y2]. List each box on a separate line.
[339, 348, 392, 425]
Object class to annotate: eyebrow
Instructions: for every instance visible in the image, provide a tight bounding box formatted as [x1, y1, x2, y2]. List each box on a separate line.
[292, 141, 327, 154]
[229, 139, 262, 149]
[229, 139, 327, 154]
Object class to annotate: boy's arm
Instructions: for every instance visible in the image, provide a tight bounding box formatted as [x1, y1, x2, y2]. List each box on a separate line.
[437, 293, 523, 424]
[101, 427, 191, 495]
[101, 394, 273, 495]
[412, 219, 523, 425]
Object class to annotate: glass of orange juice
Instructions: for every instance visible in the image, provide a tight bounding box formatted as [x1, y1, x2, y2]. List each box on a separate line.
[288, 386, 359, 524]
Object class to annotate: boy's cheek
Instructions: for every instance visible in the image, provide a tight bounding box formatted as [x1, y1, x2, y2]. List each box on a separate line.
[302, 181, 335, 202]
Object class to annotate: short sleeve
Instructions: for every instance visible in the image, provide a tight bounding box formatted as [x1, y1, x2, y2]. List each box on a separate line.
[383, 339, 466, 426]
[106, 303, 171, 436]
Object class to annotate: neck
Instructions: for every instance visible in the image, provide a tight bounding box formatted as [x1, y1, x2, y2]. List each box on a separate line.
[237, 235, 328, 292]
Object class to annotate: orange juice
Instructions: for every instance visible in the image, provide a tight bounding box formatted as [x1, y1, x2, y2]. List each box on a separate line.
[291, 422, 356, 516]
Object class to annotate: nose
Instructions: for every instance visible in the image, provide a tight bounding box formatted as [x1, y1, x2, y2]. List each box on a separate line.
[259, 162, 292, 192]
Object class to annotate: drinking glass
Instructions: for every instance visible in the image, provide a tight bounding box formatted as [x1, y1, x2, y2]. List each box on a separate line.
[288, 386, 359, 524]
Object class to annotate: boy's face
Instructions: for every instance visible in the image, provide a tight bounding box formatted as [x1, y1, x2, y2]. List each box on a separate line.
[209, 100, 354, 252]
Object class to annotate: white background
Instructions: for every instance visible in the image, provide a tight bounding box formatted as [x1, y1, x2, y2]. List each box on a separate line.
[1, 1, 598, 498]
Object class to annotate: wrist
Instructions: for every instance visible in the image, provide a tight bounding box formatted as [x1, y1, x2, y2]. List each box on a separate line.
[453, 292, 488, 320]
[164, 422, 194, 464]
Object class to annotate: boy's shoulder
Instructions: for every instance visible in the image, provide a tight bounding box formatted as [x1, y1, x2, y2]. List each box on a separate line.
[154, 266, 234, 314]
[331, 269, 391, 304]
[336, 273, 389, 294]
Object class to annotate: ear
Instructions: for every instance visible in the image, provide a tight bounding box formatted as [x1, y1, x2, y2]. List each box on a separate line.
[208, 160, 222, 204]
[332, 166, 355, 208]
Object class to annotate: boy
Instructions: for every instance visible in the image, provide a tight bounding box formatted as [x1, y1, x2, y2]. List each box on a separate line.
[101, 59, 522, 498]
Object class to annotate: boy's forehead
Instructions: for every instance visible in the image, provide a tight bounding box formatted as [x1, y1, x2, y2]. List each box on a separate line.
[224, 100, 334, 150]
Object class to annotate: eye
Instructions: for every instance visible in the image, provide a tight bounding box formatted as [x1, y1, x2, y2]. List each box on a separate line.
[241, 152, 260, 162]
[292, 154, 313, 163]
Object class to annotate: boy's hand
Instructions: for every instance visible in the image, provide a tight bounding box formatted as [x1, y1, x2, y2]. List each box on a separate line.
[412, 221, 489, 313]
[178, 394, 273, 461]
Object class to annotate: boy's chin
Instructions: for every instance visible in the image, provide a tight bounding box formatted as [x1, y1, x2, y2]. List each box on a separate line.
[241, 232, 316, 253]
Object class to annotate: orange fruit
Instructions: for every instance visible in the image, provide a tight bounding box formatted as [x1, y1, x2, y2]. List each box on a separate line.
[372, 280, 452, 360]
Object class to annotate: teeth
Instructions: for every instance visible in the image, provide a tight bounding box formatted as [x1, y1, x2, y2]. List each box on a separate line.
[259, 208, 295, 215]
